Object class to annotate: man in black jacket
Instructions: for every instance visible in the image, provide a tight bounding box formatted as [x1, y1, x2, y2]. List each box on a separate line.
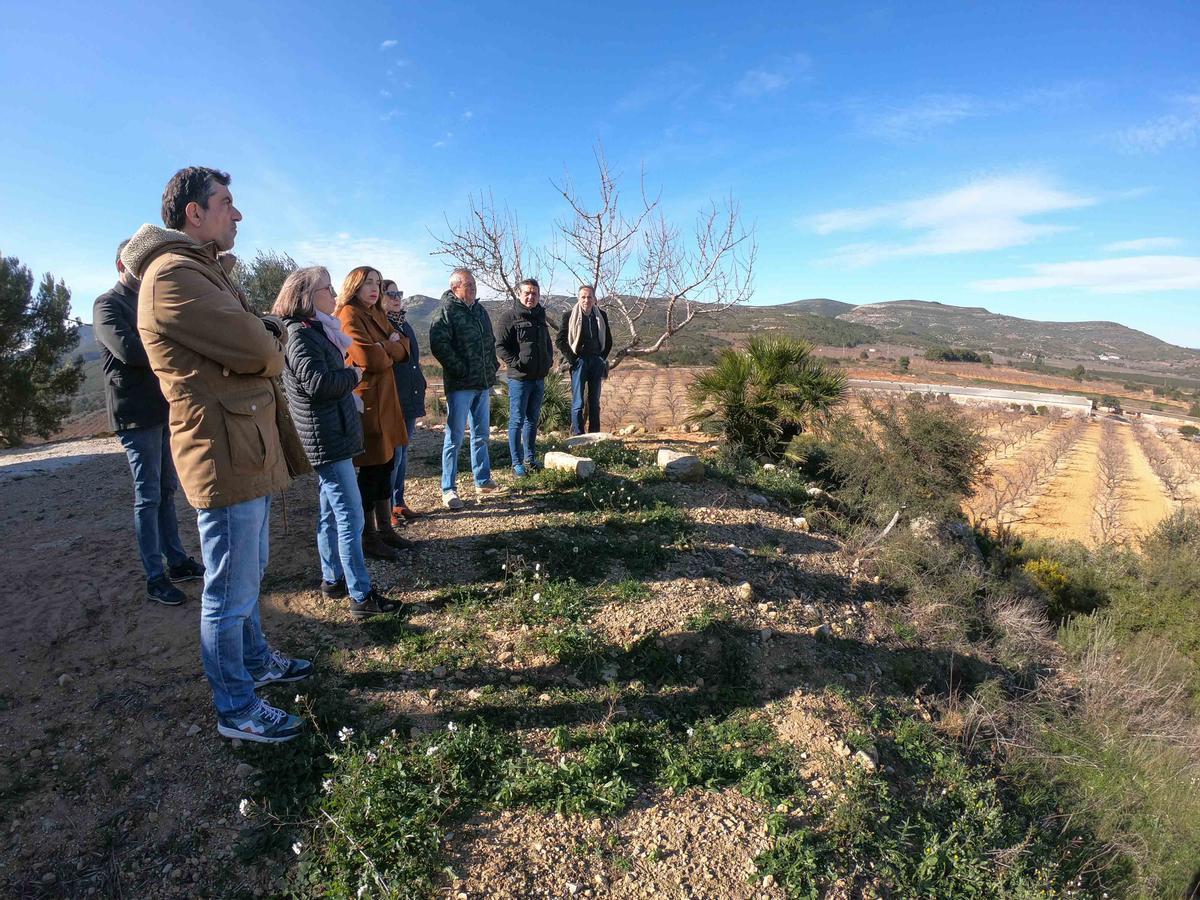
[93, 238, 202, 606]
[495, 278, 553, 476]
[556, 284, 612, 435]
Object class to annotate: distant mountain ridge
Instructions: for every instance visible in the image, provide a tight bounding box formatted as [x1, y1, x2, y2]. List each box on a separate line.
[833, 299, 1199, 361]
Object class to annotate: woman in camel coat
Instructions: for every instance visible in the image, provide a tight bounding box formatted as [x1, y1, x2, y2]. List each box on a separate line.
[336, 266, 411, 559]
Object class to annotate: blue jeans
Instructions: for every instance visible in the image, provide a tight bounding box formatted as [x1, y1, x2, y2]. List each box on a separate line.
[570, 356, 606, 435]
[441, 388, 492, 492]
[508, 378, 545, 466]
[197, 495, 273, 718]
[316, 458, 371, 601]
[116, 424, 188, 581]
[391, 414, 420, 508]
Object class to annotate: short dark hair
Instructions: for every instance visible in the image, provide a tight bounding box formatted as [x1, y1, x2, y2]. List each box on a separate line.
[161, 167, 231, 229]
[518, 278, 540, 290]
[115, 238, 130, 267]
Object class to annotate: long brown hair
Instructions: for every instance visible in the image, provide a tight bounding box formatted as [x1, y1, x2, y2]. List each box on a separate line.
[337, 266, 382, 312]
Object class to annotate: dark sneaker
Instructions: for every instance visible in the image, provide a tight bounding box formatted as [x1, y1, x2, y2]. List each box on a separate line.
[525, 458, 542, 472]
[252, 649, 314, 689]
[321, 578, 347, 599]
[168, 557, 205, 582]
[363, 534, 399, 560]
[217, 698, 304, 744]
[349, 590, 401, 620]
[147, 576, 186, 606]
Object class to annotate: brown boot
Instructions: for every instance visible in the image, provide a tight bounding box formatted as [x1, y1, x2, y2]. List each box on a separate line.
[375, 500, 414, 550]
[362, 504, 398, 560]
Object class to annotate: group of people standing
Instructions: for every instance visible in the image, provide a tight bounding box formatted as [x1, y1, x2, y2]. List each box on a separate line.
[92, 165, 613, 744]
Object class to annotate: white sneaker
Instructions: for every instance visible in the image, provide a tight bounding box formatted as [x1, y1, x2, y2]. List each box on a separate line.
[442, 490, 464, 510]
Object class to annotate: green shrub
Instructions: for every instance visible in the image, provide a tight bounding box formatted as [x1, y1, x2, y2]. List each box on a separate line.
[1179, 424, 1198, 438]
[1022, 557, 1103, 621]
[686, 336, 847, 461]
[824, 394, 986, 526]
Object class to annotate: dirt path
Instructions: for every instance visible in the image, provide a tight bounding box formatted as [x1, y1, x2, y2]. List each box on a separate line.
[1015, 421, 1102, 544]
[1119, 425, 1176, 539]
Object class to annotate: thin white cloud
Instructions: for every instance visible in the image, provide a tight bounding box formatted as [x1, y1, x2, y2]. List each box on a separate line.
[432, 131, 453, 148]
[808, 174, 1094, 267]
[293, 236, 440, 294]
[856, 93, 981, 140]
[379, 39, 398, 50]
[853, 81, 1091, 141]
[462, 109, 474, 120]
[1103, 237, 1183, 253]
[972, 255, 1200, 294]
[734, 54, 811, 98]
[1117, 94, 1200, 153]
[616, 62, 703, 112]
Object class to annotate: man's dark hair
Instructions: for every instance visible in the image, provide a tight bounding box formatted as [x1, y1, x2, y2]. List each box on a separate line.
[161, 167, 231, 229]
[115, 238, 130, 267]
[518, 278, 540, 290]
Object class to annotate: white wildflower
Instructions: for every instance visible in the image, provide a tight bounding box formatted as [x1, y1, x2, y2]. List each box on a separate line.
[534, 563, 541, 571]
[501, 563, 507, 570]
[532, 593, 541, 603]
[238, 798, 252, 817]
[357, 885, 369, 899]
[292, 841, 304, 856]
[337, 726, 355, 744]
[294, 694, 303, 704]
[426, 745, 439, 756]
[322, 778, 334, 793]
[447, 721, 459, 733]
[366, 752, 378, 764]
[687, 728, 695, 738]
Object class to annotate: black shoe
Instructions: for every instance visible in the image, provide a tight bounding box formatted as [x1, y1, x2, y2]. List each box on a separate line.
[321, 578, 348, 599]
[349, 590, 401, 620]
[379, 529, 415, 550]
[168, 557, 205, 582]
[147, 576, 186, 606]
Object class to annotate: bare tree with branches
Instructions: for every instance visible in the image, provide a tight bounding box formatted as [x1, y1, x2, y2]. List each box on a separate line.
[431, 145, 756, 371]
[1093, 420, 1128, 545]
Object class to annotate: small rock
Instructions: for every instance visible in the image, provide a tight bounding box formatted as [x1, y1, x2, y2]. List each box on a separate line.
[792, 516, 810, 533]
[843, 672, 857, 684]
[735, 582, 754, 602]
[747, 493, 769, 507]
[729, 545, 748, 559]
[428, 688, 441, 701]
[41, 872, 57, 885]
[234, 763, 255, 778]
[186, 724, 201, 737]
[57, 673, 74, 687]
[538, 693, 552, 702]
[759, 627, 774, 642]
[564, 432, 614, 449]
[467, 689, 483, 700]
[762, 874, 776, 888]
[656, 448, 705, 481]
[831, 740, 852, 758]
[230, 739, 244, 749]
[544, 451, 596, 479]
[431, 665, 448, 679]
[813, 623, 833, 640]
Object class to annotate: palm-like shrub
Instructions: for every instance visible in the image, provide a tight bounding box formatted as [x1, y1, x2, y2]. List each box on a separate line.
[686, 336, 847, 460]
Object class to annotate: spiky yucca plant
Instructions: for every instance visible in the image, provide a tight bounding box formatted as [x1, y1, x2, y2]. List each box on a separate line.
[686, 336, 847, 461]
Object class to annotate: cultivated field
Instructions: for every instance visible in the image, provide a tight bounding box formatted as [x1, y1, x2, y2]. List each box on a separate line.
[965, 409, 1198, 546]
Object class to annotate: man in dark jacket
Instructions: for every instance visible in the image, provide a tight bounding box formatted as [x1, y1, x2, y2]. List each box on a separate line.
[93, 239, 203, 607]
[495, 278, 553, 476]
[556, 284, 613, 434]
[428, 268, 501, 508]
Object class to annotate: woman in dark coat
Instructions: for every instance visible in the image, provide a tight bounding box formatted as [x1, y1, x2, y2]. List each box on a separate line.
[274, 267, 398, 619]
[336, 266, 411, 558]
[381, 279, 428, 524]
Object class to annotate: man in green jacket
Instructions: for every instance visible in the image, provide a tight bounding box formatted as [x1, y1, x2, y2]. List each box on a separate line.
[428, 268, 501, 509]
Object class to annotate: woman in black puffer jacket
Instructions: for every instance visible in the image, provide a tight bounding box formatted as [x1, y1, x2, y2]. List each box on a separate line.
[274, 267, 398, 620]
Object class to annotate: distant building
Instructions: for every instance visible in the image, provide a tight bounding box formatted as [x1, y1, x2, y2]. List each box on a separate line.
[1098, 354, 1122, 361]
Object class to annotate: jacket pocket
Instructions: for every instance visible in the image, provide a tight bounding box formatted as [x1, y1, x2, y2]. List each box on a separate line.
[219, 389, 274, 475]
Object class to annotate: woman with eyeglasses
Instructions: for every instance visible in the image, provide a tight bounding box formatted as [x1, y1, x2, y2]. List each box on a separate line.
[381, 279, 428, 526]
[273, 267, 400, 619]
[336, 266, 412, 560]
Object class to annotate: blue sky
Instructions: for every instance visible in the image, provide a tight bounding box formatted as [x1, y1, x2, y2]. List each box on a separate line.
[2, 1, 1198, 347]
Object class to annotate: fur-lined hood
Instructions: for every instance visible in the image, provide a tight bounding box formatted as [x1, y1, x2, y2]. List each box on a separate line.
[120, 224, 209, 278]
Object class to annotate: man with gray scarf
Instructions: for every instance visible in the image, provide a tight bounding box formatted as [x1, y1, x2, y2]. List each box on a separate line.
[556, 284, 612, 435]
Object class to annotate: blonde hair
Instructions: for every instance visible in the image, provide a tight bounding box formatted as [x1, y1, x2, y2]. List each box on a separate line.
[338, 266, 382, 311]
[271, 266, 330, 318]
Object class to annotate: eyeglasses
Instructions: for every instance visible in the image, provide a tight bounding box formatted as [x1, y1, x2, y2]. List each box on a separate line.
[384, 289, 403, 299]
[316, 285, 337, 298]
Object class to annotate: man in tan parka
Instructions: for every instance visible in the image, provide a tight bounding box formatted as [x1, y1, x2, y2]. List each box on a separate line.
[122, 166, 311, 743]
